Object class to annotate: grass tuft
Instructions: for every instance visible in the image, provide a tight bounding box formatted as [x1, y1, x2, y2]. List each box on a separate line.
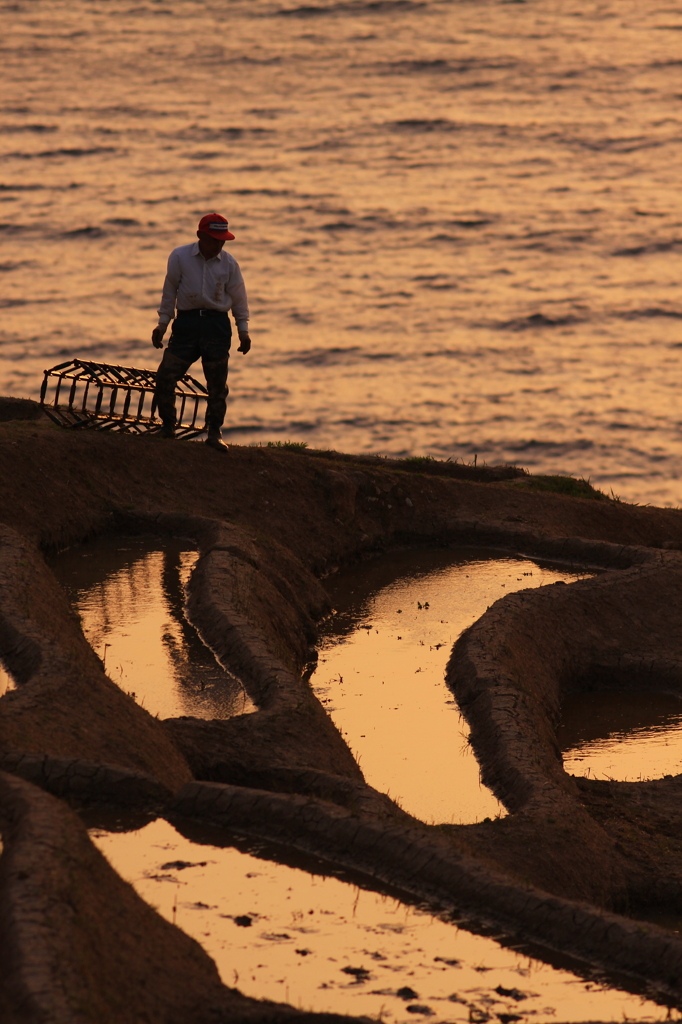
[402, 454, 436, 465]
[266, 440, 309, 451]
[507, 474, 613, 501]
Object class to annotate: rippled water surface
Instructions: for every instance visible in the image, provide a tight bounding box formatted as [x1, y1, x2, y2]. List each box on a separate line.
[3, 1, 682, 504]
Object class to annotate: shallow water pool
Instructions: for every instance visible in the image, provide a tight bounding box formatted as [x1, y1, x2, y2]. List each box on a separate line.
[92, 817, 673, 1024]
[0, 664, 14, 697]
[48, 535, 255, 721]
[560, 690, 682, 782]
[314, 548, 592, 824]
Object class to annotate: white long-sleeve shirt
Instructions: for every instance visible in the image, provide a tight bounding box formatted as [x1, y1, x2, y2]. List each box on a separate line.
[157, 241, 249, 332]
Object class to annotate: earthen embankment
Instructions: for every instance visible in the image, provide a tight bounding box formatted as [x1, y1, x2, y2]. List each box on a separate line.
[3, 414, 682, 1018]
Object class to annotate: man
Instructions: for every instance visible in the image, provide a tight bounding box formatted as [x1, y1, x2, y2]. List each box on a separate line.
[152, 212, 251, 452]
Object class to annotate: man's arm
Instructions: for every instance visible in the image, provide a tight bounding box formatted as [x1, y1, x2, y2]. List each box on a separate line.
[228, 260, 251, 355]
[152, 250, 181, 348]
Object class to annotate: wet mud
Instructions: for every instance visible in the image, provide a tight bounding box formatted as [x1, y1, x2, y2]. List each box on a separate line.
[3, 419, 682, 1020]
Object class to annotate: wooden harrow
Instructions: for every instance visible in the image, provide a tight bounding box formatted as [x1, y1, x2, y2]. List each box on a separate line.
[39, 359, 208, 438]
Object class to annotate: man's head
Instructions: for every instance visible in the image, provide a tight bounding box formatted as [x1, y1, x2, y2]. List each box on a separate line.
[197, 213, 235, 258]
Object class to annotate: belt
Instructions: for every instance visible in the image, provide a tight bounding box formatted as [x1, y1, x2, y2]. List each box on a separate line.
[177, 308, 227, 318]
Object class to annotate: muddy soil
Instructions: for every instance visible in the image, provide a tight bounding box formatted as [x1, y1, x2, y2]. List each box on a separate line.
[3, 412, 682, 1020]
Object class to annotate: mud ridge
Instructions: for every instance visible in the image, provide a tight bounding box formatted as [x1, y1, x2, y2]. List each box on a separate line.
[2, 422, 682, 1017]
[0, 771, 365, 1024]
[168, 778, 682, 1004]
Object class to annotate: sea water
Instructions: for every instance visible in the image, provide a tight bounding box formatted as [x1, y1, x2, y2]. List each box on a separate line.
[2, 2, 682, 504]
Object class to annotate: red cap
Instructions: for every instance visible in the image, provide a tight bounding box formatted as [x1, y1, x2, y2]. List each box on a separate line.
[197, 213, 235, 241]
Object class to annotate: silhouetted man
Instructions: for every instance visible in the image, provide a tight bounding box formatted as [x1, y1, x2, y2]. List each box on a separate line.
[152, 213, 251, 452]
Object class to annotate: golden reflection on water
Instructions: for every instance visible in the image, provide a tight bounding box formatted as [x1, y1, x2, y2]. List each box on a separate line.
[315, 548, 591, 824]
[5, 3, 682, 501]
[92, 818, 674, 1023]
[560, 690, 682, 782]
[0, 663, 14, 697]
[48, 536, 256, 720]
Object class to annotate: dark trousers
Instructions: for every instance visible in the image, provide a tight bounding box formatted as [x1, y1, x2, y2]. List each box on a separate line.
[155, 311, 231, 431]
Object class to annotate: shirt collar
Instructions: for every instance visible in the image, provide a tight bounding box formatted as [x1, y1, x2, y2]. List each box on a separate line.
[191, 241, 225, 262]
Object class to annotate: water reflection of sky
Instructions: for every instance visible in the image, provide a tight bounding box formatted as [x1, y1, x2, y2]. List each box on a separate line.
[11, 536, 682, 800]
[48, 535, 255, 720]
[92, 817, 675, 1024]
[560, 690, 682, 782]
[315, 547, 592, 824]
[0, 663, 13, 697]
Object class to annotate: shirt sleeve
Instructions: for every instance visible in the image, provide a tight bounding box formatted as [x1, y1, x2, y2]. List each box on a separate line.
[227, 260, 250, 333]
[157, 249, 182, 325]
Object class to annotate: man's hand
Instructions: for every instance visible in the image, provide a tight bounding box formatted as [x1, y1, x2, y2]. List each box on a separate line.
[238, 333, 251, 355]
[152, 324, 167, 349]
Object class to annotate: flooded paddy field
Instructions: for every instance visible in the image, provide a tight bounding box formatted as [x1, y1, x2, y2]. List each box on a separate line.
[47, 535, 255, 721]
[4, 407, 682, 1017]
[0, 663, 13, 698]
[91, 816, 674, 1024]
[560, 690, 682, 782]
[31, 535, 682, 799]
[6, 529, 682, 1021]
[314, 546, 591, 823]
[10, 534, 682, 798]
